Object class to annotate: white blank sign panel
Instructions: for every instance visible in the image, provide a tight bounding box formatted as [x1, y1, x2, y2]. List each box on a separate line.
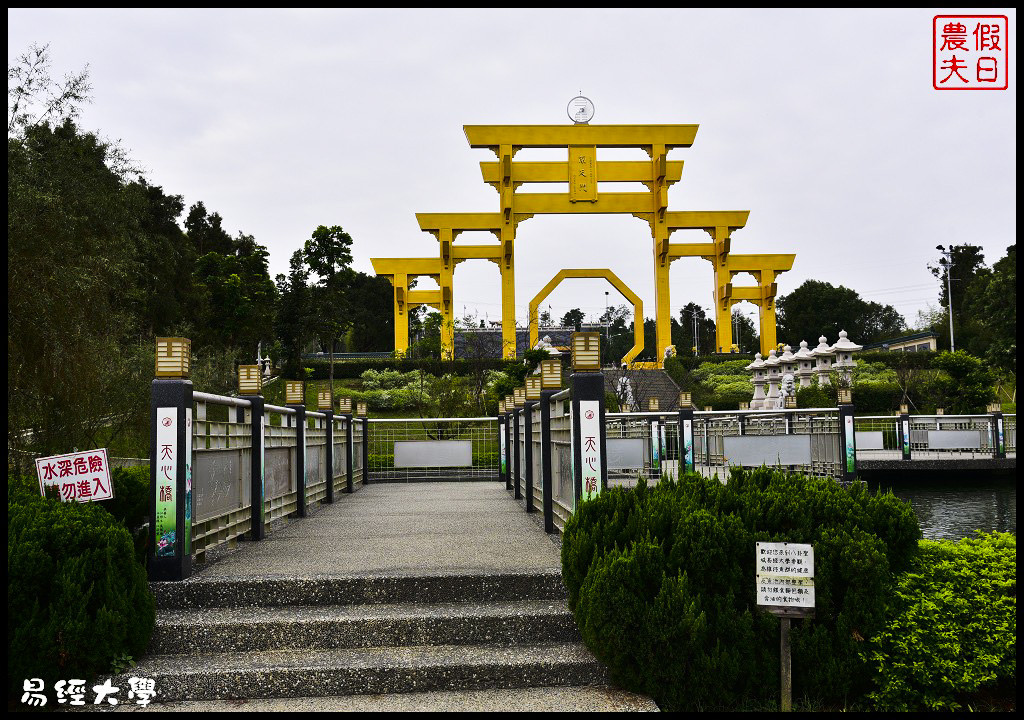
[394, 440, 473, 468]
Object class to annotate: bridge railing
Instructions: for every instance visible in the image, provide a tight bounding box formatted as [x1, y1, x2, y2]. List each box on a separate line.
[855, 413, 1015, 460]
[366, 417, 499, 482]
[192, 392, 254, 563]
[692, 409, 843, 481]
[604, 411, 681, 487]
[151, 385, 366, 581]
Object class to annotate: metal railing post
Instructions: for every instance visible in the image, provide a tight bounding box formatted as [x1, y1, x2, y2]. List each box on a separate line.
[540, 389, 556, 533]
[838, 401, 857, 483]
[324, 410, 335, 502]
[991, 410, 1006, 459]
[571, 370, 607, 504]
[288, 403, 307, 516]
[678, 405, 695, 476]
[240, 394, 266, 538]
[513, 409, 522, 499]
[898, 411, 911, 461]
[361, 418, 369, 484]
[344, 413, 354, 493]
[524, 400, 536, 512]
[497, 413, 507, 487]
[149, 378, 194, 581]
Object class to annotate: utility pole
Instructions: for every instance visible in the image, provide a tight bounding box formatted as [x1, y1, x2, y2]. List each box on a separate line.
[936, 245, 955, 352]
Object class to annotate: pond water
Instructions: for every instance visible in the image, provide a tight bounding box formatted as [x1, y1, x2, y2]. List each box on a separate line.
[867, 475, 1016, 541]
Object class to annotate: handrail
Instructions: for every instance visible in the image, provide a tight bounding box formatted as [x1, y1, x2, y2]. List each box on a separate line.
[307, 410, 326, 419]
[263, 403, 297, 415]
[857, 414, 997, 420]
[550, 388, 572, 401]
[192, 391, 252, 408]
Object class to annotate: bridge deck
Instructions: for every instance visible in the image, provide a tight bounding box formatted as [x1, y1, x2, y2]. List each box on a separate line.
[192, 482, 561, 579]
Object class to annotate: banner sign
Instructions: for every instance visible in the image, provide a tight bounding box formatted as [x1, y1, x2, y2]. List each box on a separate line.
[756, 542, 815, 609]
[184, 407, 193, 554]
[35, 448, 113, 503]
[650, 420, 661, 474]
[156, 407, 177, 557]
[579, 400, 602, 501]
[499, 420, 507, 474]
[682, 419, 694, 472]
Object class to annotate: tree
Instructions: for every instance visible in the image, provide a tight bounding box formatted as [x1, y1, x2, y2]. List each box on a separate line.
[274, 250, 312, 378]
[303, 225, 354, 396]
[8, 42, 91, 136]
[732, 309, 759, 354]
[777, 280, 906, 346]
[347, 272, 394, 352]
[561, 308, 585, 330]
[674, 303, 717, 357]
[8, 117, 146, 463]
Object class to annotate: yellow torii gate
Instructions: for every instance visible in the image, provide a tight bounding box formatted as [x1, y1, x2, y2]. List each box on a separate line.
[528, 269, 645, 365]
[372, 121, 795, 364]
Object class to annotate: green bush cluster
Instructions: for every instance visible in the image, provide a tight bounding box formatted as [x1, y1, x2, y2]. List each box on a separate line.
[302, 357, 509, 380]
[865, 532, 1016, 711]
[8, 475, 156, 698]
[98, 466, 151, 562]
[561, 467, 921, 710]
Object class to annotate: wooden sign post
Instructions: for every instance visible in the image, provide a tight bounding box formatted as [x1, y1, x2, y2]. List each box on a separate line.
[756, 542, 815, 712]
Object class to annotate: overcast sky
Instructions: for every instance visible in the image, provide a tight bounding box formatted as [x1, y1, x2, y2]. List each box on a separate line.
[9, 8, 1017, 342]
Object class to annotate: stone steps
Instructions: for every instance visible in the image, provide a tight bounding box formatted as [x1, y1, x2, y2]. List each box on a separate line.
[152, 568, 567, 609]
[134, 569, 623, 707]
[126, 643, 606, 702]
[150, 599, 579, 653]
[121, 685, 658, 712]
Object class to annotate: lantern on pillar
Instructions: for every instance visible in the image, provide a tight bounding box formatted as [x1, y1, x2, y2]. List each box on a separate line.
[285, 381, 305, 405]
[337, 397, 352, 414]
[155, 337, 191, 378]
[505, 394, 515, 411]
[570, 332, 601, 371]
[837, 387, 852, 405]
[526, 376, 542, 401]
[648, 398, 660, 412]
[678, 391, 692, 408]
[514, 387, 526, 408]
[540, 358, 563, 389]
[357, 402, 368, 417]
[238, 365, 262, 395]
[317, 390, 333, 411]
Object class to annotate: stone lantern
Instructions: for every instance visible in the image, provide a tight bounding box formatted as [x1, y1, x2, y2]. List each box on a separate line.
[811, 336, 835, 387]
[794, 340, 816, 388]
[831, 330, 862, 386]
[745, 353, 767, 410]
[763, 349, 782, 409]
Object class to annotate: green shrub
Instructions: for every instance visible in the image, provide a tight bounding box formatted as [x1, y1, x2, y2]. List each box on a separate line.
[561, 467, 921, 710]
[98, 466, 150, 563]
[865, 532, 1016, 711]
[8, 488, 156, 697]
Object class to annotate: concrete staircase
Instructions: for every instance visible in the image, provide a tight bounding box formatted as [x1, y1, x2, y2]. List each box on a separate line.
[129, 569, 640, 708]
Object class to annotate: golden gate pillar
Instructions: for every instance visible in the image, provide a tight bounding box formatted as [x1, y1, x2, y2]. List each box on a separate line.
[438, 228, 455, 360]
[499, 225, 517, 359]
[391, 272, 410, 356]
[759, 270, 780, 354]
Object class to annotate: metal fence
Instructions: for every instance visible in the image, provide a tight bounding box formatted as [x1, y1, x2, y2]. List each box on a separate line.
[367, 418, 499, 482]
[186, 392, 366, 564]
[693, 409, 843, 480]
[855, 413, 1017, 460]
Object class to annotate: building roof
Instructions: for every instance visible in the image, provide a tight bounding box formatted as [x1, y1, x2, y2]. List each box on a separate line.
[862, 331, 938, 350]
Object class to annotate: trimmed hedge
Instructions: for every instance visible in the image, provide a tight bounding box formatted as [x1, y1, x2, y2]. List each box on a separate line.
[8, 477, 156, 697]
[301, 357, 510, 380]
[561, 467, 921, 710]
[865, 532, 1016, 711]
